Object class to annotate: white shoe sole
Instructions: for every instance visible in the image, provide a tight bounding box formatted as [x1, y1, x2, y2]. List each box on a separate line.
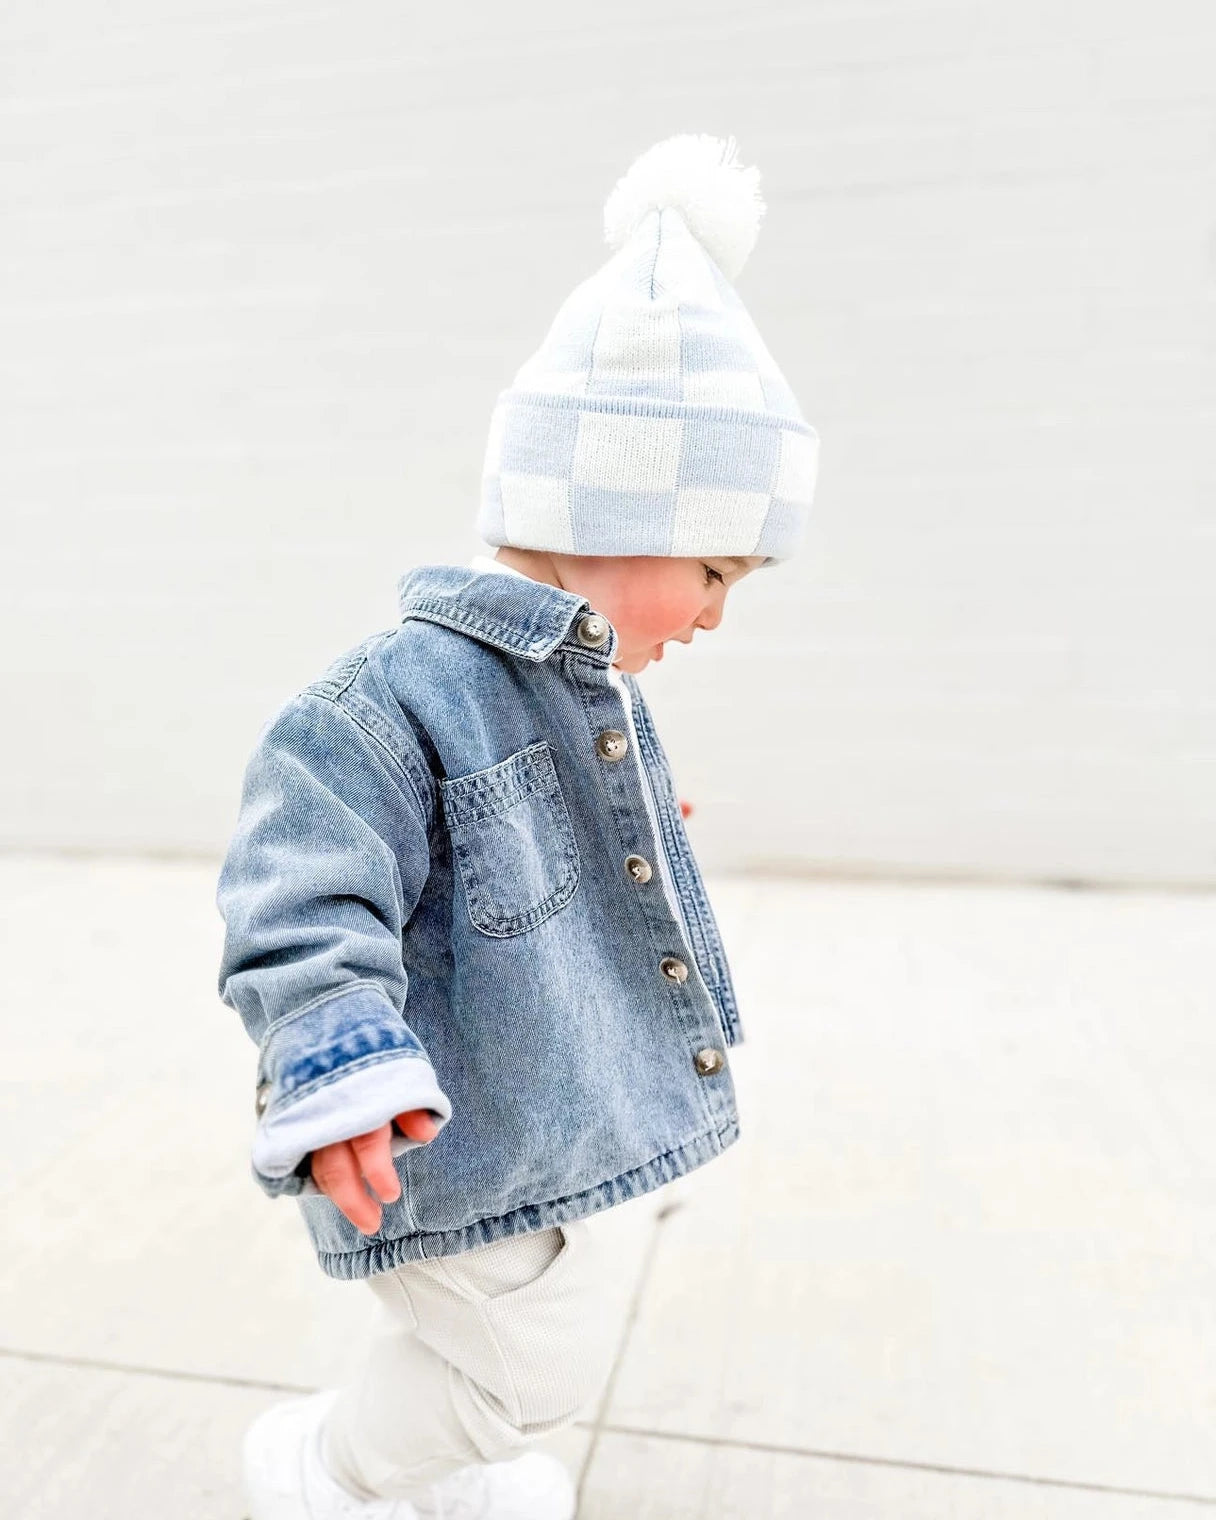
[242, 1387, 576, 1520]
[242, 1389, 343, 1520]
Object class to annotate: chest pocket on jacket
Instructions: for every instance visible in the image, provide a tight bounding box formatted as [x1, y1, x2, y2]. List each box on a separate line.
[439, 740, 580, 938]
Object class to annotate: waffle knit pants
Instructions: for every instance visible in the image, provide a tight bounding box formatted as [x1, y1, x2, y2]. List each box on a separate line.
[320, 1217, 616, 1503]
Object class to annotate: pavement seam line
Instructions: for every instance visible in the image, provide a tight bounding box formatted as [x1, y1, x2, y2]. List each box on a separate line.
[596, 1420, 1216, 1509]
[575, 1198, 681, 1507]
[5, 1344, 1213, 1508]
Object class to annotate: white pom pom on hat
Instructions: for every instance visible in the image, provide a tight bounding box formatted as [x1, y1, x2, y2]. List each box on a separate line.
[602, 132, 766, 282]
[477, 131, 818, 566]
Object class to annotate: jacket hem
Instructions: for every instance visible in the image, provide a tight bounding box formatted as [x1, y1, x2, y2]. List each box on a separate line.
[306, 1117, 740, 1281]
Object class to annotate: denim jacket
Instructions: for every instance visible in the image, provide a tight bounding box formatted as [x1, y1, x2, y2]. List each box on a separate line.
[215, 561, 745, 1280]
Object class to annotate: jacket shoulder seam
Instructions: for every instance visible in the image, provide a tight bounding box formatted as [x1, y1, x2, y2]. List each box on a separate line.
[297, 686, 435, 834]
[300, 635, 383, 702]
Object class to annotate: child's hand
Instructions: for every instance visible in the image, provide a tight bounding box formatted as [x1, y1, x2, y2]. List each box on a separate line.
[679, 797, 694, 819]
[310, 1109, 440, 1236]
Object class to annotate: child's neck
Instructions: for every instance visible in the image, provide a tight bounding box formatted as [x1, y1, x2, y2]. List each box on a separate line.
[490, 547, 564, 589]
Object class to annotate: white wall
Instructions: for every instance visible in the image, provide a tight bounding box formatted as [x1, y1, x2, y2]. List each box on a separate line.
[2, 2, 1213, 883]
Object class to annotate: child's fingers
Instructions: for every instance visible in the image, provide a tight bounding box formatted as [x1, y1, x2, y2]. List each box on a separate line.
[309, 1114, 431, 1237]
[395, 1109, 440, 1143]
[311, 1140, 383, 1236]
[349, 1123, 401, 1205]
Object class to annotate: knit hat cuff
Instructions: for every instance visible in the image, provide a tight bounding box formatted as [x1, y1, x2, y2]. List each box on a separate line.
[478, 389, 818, 564]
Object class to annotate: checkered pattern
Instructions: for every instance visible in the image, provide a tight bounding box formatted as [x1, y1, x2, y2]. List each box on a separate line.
[478, 205, 818, 566]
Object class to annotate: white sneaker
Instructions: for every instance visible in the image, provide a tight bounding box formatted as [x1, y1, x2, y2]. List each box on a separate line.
[241, 1388, 577, 1520]
[242, 1389, 418, 1519]
[424, 1450, 577, 1520]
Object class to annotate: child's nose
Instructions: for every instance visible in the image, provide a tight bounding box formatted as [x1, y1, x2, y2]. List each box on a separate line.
[697, 604, 724, 632]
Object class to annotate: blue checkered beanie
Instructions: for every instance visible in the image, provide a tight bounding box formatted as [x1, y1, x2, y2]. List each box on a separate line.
[477, 133, 819, 568]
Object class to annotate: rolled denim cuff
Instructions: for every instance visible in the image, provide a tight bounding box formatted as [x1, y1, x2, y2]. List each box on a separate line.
[250, 983, 452, 1200]
[251, 1051, 451, 1198]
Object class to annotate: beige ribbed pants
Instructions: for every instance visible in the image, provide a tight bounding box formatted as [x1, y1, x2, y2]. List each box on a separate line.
[320, 1217, 617, 1504]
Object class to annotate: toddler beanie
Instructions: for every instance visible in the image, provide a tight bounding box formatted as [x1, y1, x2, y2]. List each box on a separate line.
[477, 133, 819, 568]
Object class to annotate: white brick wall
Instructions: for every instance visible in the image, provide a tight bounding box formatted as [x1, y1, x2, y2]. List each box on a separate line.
[2, 2, 1213, 882]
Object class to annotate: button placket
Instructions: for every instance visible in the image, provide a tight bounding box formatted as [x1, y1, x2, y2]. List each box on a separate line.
[587, 686, 686, 975]
[579, 655, 733, 1113]
[588, 676, 701, 991]
[624, 680, 741, 1047]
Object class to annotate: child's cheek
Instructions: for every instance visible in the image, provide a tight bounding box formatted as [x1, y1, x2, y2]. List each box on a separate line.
[611, 582, 702, 646]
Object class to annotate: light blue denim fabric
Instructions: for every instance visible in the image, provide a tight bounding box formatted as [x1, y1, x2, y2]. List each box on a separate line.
[215, 562, 744, 1280]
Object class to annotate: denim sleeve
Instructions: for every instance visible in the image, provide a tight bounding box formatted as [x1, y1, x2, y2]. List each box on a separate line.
[215, 691, 452, 1199]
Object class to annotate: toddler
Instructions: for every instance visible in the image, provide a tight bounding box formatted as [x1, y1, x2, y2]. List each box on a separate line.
[216, 132, 818, 1519]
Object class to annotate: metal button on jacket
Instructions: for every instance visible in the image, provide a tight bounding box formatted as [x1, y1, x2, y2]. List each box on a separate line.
[255, 1081, 271, 1118]
[596, 730, 628, 761]
[575, 613, 611, 648]
[625, 854, 653, 883]
[660, 956, 689, 983]
[694, 1047, 726, 1077]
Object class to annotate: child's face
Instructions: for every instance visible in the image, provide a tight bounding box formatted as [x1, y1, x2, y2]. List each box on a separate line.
[552, 554, 766, 674]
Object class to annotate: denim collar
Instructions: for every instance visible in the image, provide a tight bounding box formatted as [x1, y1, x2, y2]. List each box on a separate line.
[396, 562, 620, 666]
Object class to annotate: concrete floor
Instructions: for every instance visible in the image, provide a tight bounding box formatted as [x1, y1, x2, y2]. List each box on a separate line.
[1, 855, 1213, 1518]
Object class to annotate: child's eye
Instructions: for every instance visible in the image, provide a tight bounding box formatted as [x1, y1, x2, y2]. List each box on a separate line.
[703, 564, 725, 586]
